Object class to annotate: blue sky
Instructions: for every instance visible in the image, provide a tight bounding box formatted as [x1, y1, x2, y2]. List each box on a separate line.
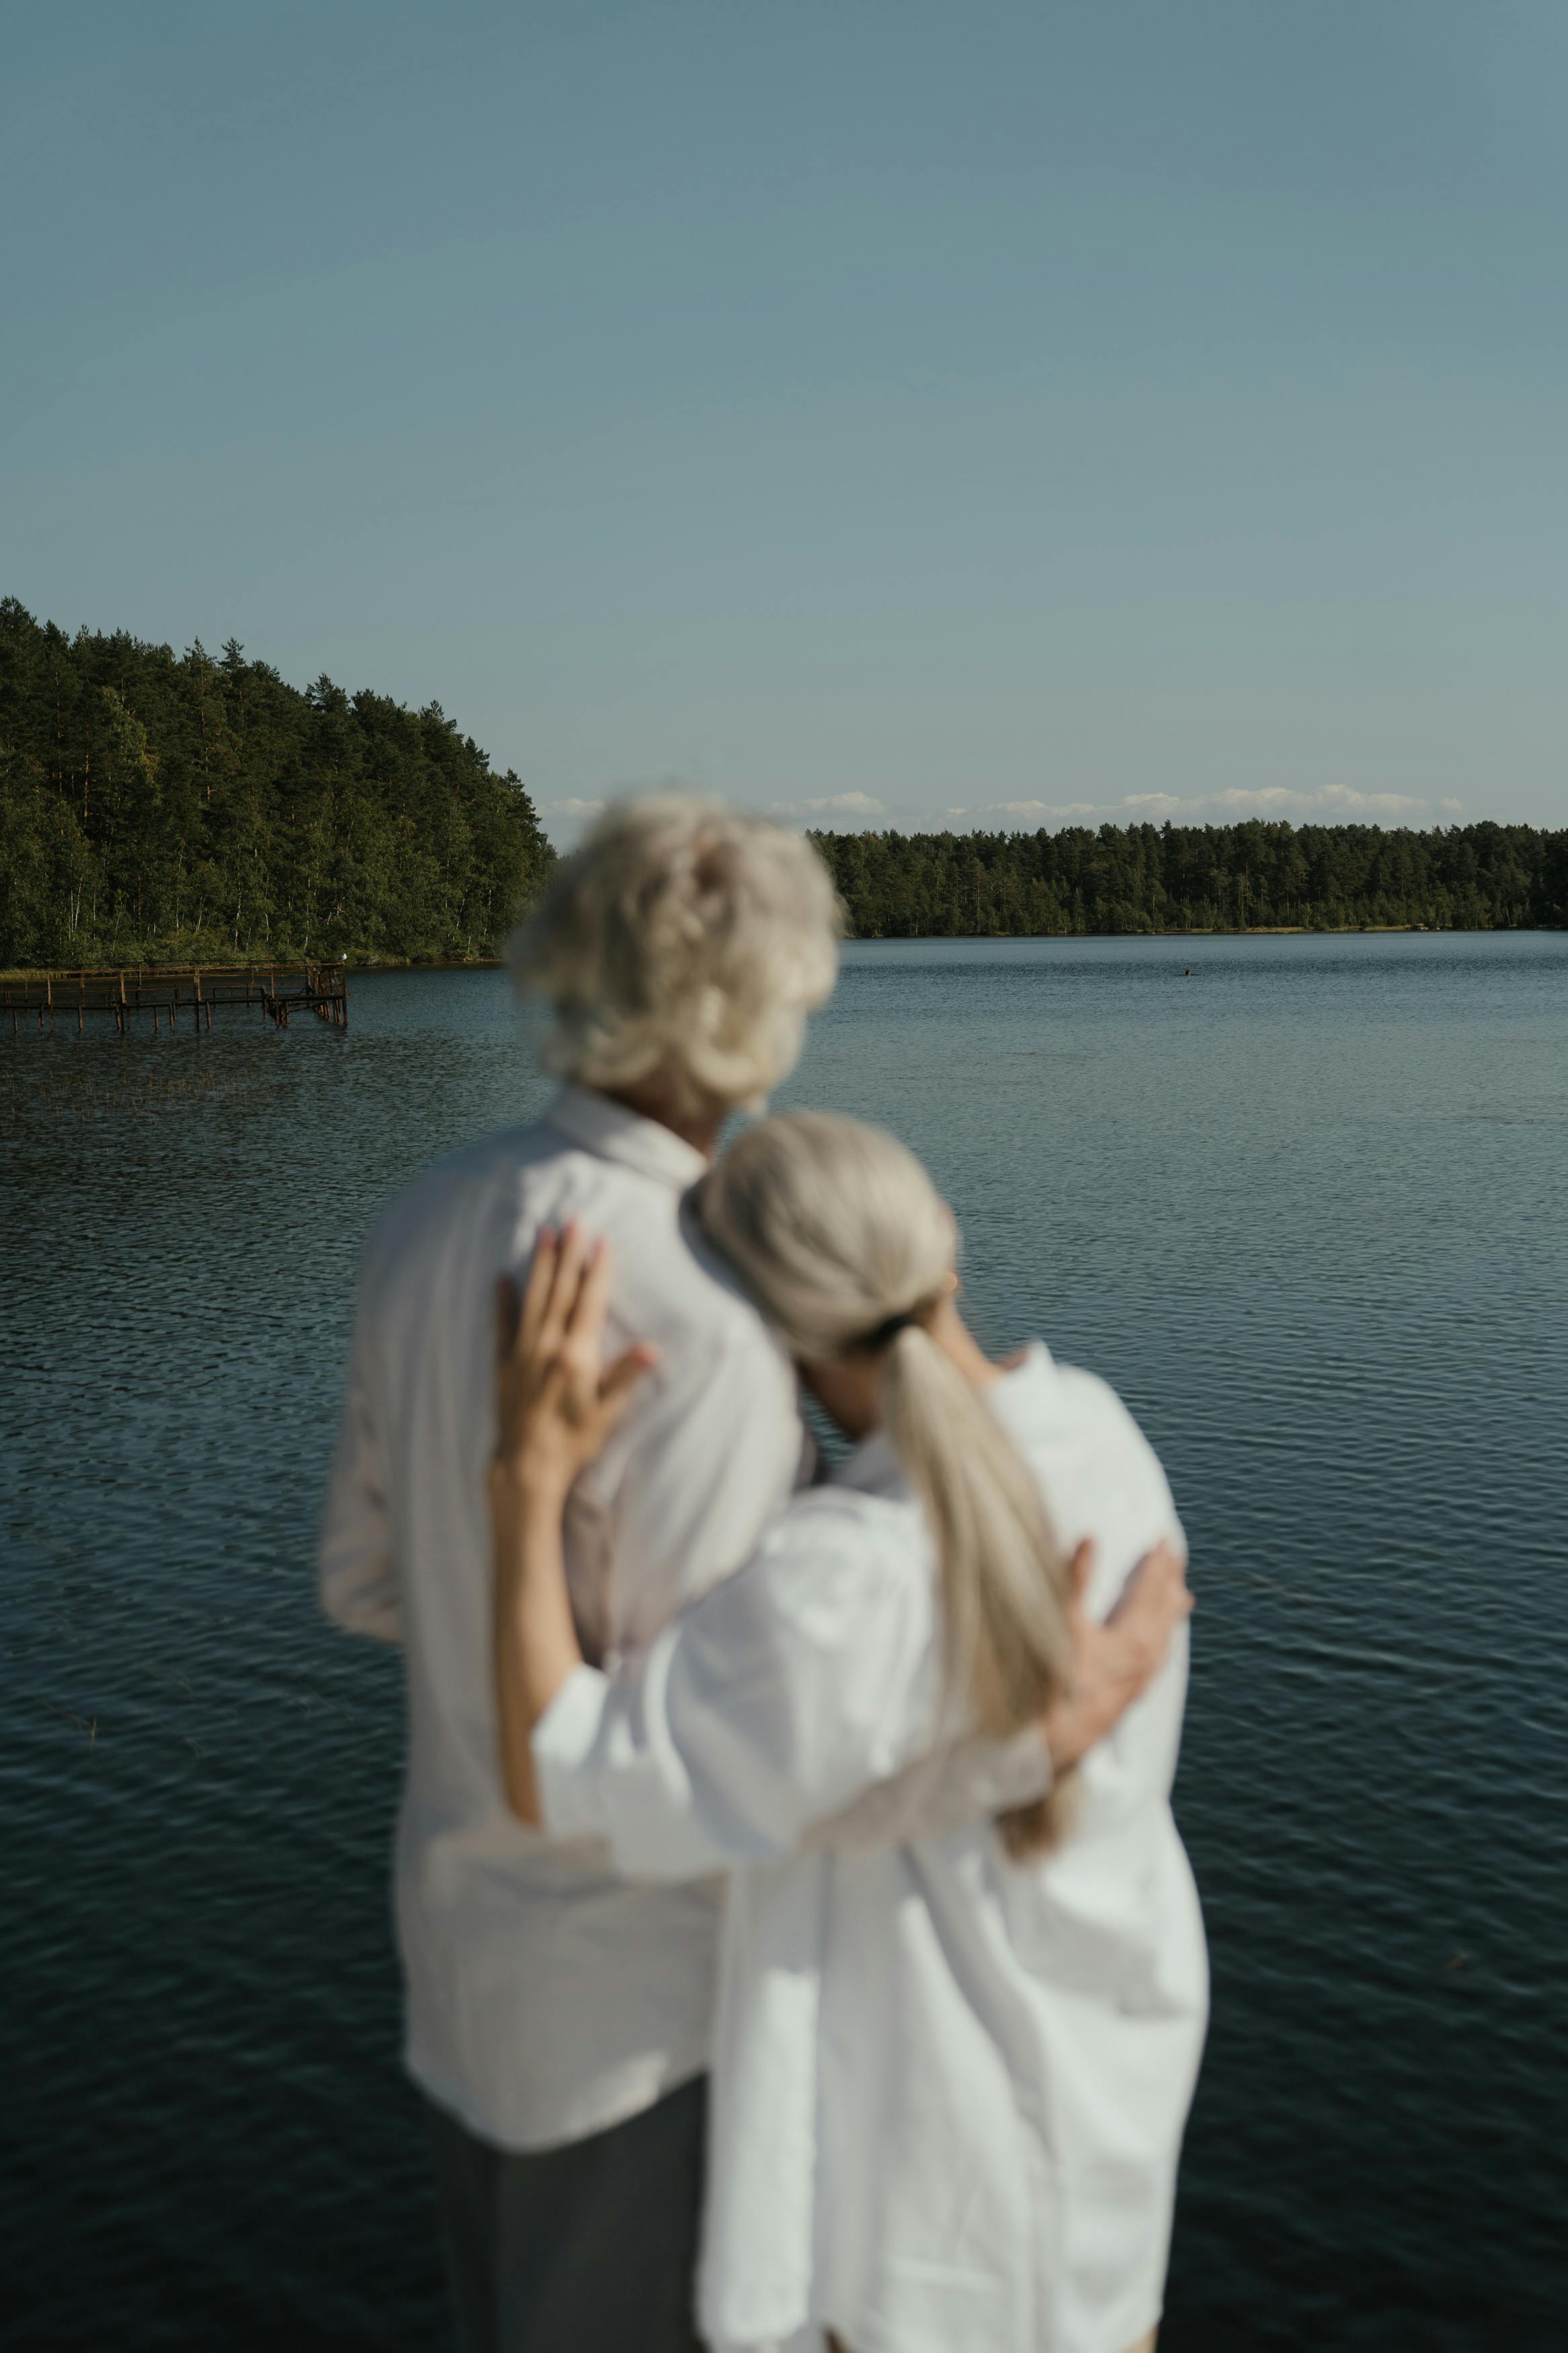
[5, 1, 1566, 842]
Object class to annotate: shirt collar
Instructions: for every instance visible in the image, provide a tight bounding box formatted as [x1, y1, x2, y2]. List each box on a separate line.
[546, 1084, 711, 1193]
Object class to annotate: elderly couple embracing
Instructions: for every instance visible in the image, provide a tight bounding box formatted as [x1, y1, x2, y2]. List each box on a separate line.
[321, 795, 1206, 2353]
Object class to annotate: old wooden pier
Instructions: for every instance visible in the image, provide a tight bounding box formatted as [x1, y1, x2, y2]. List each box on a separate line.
[3, 963, 349, 1037]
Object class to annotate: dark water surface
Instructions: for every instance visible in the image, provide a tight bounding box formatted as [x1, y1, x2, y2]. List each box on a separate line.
[4, 934, 1565, 2351]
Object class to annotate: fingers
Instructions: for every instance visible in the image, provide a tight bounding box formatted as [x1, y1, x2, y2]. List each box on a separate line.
[567, 1236, 614, 1365]
[509, 1225, 653, 1451]
[518, 1228, 561, 1354]
[536, 1222, 591, 1359]
[1067, 1538, 1096, 1605]
[554, 1234, 615, 1390]
[1146, 1538, 1194, 1622]
[598, 1343, 660, 1422]
[1108, 1544, 1192, 1696]
[566, 1247, 660, 1434]
[1106, 1538, 1189, 1628]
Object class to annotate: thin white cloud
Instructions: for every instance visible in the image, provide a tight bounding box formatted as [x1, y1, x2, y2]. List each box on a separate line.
[1200, 783, 1433, 819]
[802, 791, 887, 817]
[991, 798, 1101, 821]
[766, 791, 889, 828]
[1202, 787, 1298, 812]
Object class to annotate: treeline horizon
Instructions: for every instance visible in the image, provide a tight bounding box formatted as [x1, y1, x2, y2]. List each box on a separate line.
[811, 817, 1568, 940]
[0, 599, 554, 970]
[4, 596, 1565, 968]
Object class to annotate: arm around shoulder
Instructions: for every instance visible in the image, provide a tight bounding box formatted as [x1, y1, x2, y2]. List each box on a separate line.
[532, 1492, 941, 1876]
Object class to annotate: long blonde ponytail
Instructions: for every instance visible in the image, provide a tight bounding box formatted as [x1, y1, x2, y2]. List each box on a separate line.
[699, 1111, 1075, 1857]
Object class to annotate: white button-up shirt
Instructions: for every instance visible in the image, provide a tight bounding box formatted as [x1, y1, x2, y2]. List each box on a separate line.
[534, 1348, 1208, 2353]
[319, 1086, 804, 2151]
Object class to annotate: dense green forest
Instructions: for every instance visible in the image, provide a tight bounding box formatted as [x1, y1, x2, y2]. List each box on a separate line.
[0, 599, 554, 969]
[811, 817, 1568, 939]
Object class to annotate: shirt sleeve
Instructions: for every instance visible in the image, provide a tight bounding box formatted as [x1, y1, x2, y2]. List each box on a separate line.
[318, 1289, 403, 1644]
[1042, 1369, 1193, 1836]
[533, 1492, 967, 1877]
[800, 1726, 1050, 1853]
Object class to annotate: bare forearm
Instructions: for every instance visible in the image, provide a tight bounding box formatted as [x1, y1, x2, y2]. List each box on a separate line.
[490, 1467, 585, 1825]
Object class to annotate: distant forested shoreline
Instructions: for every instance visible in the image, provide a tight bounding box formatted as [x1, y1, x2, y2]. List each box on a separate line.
[811, 819, 1568, 939]
[0, 600, 554, 969]
[5, 598, 1565, 969]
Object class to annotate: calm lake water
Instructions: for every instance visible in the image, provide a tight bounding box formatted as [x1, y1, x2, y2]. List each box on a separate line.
[4, 933, 1566, 2352]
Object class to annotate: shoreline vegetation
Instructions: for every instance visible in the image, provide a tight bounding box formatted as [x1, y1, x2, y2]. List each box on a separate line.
[0, 600, 554, 971]
[1, 920, 1557, 986]
[807, 820, 1567, 941]
[4, 601, 1563, 969]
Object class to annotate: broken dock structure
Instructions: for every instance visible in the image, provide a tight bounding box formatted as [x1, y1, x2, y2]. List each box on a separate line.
[3, 963, 349, 1037]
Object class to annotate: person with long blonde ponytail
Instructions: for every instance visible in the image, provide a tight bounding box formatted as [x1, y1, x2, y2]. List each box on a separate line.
[491, 1112, 1206, 2353]
[698, 1111, 1087, 1860]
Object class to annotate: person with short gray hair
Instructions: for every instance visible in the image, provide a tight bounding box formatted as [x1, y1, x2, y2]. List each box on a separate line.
[321, 793, 1189, 2353]
[513, 790, 839, 1123]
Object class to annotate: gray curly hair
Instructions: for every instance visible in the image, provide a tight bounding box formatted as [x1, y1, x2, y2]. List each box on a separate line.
[508, 793, 841, 1118]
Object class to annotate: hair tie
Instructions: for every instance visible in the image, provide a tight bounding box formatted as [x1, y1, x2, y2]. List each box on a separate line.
[852, 1308, 919, 1353]
[847, 1288, 946, 1354]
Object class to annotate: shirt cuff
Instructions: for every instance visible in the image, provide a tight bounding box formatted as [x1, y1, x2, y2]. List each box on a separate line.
[532, 1663, 614, 1843]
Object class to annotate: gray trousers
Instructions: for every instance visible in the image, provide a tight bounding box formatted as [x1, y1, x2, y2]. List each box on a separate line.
[425, 2076, 708, 2353]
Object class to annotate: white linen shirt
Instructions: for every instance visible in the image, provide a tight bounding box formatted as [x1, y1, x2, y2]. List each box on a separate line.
[534, 1347, 1209, 2353]
[319, 1086, 804, 2151]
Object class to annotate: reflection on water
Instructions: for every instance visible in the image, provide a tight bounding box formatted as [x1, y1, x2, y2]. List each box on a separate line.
[4, 932, 1566, 2351]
